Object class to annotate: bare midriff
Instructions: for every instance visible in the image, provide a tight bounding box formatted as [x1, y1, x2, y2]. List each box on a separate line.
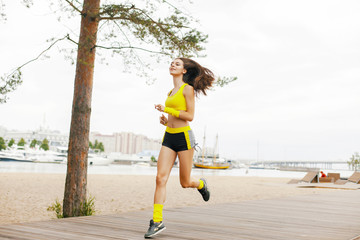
[167, 114, 189, 129]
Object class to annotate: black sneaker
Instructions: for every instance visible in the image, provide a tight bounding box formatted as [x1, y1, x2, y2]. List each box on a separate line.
[198, 178, 210, 201]
[144, 219, 166, 238]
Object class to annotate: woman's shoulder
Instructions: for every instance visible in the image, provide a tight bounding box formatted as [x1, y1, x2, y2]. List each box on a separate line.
[183, 84, 194, 90]
[183, 84, 194, 95]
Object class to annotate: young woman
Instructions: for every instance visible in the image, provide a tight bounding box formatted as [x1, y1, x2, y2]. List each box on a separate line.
[144, 58, 215, 238]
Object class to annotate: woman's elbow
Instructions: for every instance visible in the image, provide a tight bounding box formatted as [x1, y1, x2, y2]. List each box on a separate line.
[181, 115, 193, 122]
[179, 111, 194, 121]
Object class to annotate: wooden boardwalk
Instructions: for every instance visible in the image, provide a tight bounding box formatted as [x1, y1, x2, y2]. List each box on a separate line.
[1, 190, 360, 240]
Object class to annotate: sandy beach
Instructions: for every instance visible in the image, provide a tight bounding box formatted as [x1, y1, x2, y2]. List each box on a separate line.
[0, 173, 337, 225]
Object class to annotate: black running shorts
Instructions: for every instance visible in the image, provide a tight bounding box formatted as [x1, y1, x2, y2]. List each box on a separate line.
[162, 126, 196, 152]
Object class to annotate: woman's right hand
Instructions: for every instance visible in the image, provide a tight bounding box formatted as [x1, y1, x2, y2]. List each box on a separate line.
[159, 114, 168, 126]
[154, 104, 165, 112]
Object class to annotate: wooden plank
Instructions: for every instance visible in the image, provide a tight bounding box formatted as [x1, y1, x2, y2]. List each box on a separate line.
[0, 224, 99, 240]
[165, 206, 354, 239]
[0, 190, 359, 240]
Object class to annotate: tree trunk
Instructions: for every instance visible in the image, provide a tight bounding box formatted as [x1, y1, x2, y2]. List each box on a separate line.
[63, 0, 100, 217]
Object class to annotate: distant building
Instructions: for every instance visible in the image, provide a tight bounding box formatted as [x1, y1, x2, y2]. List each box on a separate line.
[0, 126, 68, 150]
[0, 126, 6, 137]
[0, 125, 161, 154]
[90, 132, 161, 154]
[90, 132, 117, 153]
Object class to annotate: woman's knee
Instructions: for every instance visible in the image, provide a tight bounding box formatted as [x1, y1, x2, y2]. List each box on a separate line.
[180, 179, 191, 188]
[156, 175, 168, 187]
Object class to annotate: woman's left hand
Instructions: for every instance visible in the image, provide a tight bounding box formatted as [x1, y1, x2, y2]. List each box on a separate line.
[154, 104, 165, 112]
[160, 114, 168, 126]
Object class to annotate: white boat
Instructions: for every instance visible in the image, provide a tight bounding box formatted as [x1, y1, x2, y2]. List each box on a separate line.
[31, 150, 67, 163]
[0, 146, 113, 165]
[53, 147, 68, 163]
[87, 153, 113, 166]
[0, 146, 34, 162]
[0, 149, 33, 162]
[61, 154, 113, 166]
[108, 152, 151, 165]
[54, 147, 113, 166]
[0, 145, 71, 163]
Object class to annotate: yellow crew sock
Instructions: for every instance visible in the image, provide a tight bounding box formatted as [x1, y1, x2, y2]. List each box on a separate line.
[198, 179, 204, 190]
[153, 204, 163, 222]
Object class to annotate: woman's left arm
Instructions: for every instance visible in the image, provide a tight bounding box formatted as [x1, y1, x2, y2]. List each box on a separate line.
[178, 85, 195, 121]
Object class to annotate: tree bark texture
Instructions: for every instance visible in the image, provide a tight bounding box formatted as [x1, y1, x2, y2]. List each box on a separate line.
[63, 0, 100, 217]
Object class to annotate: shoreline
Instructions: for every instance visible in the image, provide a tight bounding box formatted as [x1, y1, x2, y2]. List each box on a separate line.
[0, 161, 354, 179]
[0, 172, 338, 225]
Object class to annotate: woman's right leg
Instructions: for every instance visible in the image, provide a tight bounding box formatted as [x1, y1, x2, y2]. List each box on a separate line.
[153, 146, 177, 217]
[145, 146, 176, 238]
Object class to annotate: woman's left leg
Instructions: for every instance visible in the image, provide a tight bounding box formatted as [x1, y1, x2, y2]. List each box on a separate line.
[178, 148, 200, 188]
[178, 148, 211, 201]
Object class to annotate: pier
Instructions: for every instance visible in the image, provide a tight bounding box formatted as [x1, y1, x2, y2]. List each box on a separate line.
[249, 160, 349, 171]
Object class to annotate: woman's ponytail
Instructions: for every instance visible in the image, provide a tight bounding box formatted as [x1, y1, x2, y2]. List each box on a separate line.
[179, 58, 215, 96]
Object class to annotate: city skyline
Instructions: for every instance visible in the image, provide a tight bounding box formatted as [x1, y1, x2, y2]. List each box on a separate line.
[0, 124, 162, 155]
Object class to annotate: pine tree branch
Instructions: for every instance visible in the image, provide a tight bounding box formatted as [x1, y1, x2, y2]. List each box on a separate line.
[162, 0, 192, 18]
[98, 16, 130, 21]
[66, 35, 79, 45]
[130, 7, 191, 51]
[98, 3, 135, 16]
[8, 35, 69, 78]
[1, 35, 72, 103]
[97, 4, 198, 55]
[113, 21, 132, 46]
[98, 6, 189, 29]
[99, 16, 189, 29]
[94, 44, 171, 56]
[64, 0, 82, 14]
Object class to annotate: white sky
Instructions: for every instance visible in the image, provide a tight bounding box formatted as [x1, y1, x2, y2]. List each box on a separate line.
[0, 0, 359, 161]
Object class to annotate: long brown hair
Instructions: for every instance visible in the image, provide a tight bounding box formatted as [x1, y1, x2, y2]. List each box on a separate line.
[179, 58, 215, 96]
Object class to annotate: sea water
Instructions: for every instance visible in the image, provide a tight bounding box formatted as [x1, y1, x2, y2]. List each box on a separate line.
[0, 161, 354, 179]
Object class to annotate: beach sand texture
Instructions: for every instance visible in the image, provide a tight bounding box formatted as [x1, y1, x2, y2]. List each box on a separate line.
[0, 173, 337, 225]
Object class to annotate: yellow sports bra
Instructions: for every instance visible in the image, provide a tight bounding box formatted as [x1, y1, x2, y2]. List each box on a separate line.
[165, 83, 188, 111]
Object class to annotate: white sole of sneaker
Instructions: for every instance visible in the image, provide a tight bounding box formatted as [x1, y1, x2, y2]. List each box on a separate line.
[145, 227, 166, 238]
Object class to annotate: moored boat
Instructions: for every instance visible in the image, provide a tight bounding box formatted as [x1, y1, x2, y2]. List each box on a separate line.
[87, 154, 113, 166]
[193, 161, 231, 169]
[0, 147, 33, 162]
[193, 132, 231, 170]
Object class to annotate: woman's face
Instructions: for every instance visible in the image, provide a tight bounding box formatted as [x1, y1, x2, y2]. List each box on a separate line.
[169, 58, 186, 76]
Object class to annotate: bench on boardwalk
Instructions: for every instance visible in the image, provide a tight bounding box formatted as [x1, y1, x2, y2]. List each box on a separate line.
[335, 171, 360, 185]
[288, 171, 318, 184]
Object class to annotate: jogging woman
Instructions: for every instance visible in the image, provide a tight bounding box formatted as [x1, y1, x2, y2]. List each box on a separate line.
[144, 58, 214, 238]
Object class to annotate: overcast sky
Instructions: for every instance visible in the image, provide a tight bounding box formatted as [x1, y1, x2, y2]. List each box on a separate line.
[1, 0, 359, 161]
